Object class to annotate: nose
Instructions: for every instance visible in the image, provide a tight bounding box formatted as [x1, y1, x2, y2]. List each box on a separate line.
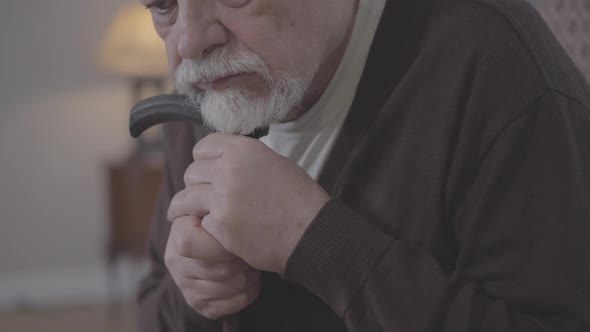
[176, 1, 229, 60]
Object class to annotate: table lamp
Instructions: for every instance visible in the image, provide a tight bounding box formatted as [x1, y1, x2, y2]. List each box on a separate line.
[96, 3, 169, 154]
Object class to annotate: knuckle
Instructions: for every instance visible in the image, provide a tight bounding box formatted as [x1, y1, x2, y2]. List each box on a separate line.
[183, 169, 191, 185]
[183, 163, 198, 184]
[188, 297, 208, 311]
[175, 235, 193, 257]
[185, 289, 209, 308]
[201, 307, 220, 320]
[164, 244, 180, 269]
[192, 142, 202, 159]
[211, 264, 231, 280]
[208, 211, 229, 234]
[169, 219, 180, 234]
[235, 290, 256, 310]
[164, 252, 175, 268]
[170, 190, 186, 208]
[175, 276, 192, 289]
[197, 259, 215, 271]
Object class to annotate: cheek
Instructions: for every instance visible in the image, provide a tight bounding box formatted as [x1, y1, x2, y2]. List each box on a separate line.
[242, 27, 318, 79]
[221, 7, 306, 75]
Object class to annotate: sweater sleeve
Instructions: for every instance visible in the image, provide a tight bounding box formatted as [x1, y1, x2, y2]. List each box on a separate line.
[284, 91, 590, 331]
[137, 123, 222, 332]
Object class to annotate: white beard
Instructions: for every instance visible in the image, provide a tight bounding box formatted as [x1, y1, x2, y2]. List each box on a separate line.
[175, 48, 311, 135]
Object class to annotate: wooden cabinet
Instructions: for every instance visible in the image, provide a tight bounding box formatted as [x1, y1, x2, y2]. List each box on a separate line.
[106, 157, 163, 262]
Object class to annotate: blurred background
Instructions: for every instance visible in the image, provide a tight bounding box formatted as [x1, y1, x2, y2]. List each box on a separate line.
[0, 0, 587, 331]
[0, 0, 169, 331]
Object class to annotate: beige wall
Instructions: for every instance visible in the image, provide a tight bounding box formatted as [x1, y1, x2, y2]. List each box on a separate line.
[0, 0, 142, 306]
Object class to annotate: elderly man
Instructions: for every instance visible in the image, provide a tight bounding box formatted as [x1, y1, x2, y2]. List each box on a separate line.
[137, 0, 590, 331]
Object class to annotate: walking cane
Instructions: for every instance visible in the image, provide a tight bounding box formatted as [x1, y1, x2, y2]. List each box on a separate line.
[130, 94, 267, 332]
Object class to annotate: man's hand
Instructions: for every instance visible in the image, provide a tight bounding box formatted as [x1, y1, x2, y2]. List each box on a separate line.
[167, 133, 330, 274]
[165, 215, 261, 320]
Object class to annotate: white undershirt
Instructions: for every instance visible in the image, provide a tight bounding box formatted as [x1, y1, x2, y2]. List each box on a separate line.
[260, 0, 387, 180]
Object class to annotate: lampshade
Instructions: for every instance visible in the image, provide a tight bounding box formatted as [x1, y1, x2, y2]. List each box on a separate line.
[97, 4, 168, 79]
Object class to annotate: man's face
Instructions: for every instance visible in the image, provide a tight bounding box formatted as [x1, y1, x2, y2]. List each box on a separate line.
[141, 0, 356, 134]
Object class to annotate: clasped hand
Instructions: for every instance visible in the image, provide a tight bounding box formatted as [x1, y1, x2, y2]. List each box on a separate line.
[168, 133, 329, 273]
[164, 133, 329, 318]
[165, 134, 329, 319]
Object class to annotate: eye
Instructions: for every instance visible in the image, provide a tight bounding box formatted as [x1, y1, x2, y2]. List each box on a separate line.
[218, 0, 252, 8]
[145, 0, 178, 18]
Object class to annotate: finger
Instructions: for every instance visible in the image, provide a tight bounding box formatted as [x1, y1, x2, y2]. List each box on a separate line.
[191, 268, 260, 300]
[193, 133, 233, 160]
[169, 216, 236, 261]
[200, 213, 235, 255]
[168, 185, 214, 221]
[183, 160, 219, 186]
[171, 255, 250, 281]
[202, 280, 261, 319]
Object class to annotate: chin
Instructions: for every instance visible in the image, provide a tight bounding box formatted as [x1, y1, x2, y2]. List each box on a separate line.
[198, 88, 291, 135]
[180, 71, 309, 134]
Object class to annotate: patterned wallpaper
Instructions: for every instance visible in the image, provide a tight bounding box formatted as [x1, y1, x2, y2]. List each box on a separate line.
[534, 0, 590, 81]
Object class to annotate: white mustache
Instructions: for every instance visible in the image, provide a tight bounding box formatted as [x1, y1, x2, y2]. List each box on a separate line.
[175, 48, 273, 92]
[173, 48, 310, 135]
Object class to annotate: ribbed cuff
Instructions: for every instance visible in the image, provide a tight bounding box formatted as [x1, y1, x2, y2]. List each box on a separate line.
[283, 198, 393, 317]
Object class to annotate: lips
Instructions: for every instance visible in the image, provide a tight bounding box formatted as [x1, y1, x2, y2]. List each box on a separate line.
[194, 73, 252, 91]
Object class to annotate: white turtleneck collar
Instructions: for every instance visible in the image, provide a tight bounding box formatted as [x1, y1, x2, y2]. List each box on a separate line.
[260, 0, 387, 180]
